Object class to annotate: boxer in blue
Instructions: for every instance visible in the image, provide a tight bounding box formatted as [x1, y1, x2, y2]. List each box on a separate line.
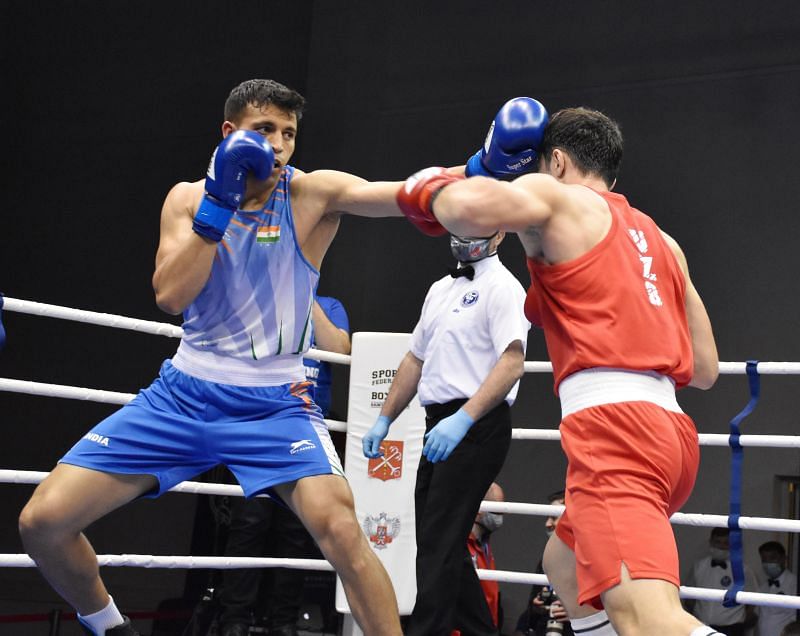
[19, 79, 404, 636]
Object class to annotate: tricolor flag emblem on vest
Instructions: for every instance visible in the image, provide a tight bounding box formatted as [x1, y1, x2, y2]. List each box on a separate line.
[257, 225, 280, 243]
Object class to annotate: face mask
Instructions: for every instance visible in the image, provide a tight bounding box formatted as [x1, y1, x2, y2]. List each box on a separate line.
[450, 233, 498, 263]
[478, 512, 503, 533]
[763, 562, 783, 579]
[710, 547, 729, 562]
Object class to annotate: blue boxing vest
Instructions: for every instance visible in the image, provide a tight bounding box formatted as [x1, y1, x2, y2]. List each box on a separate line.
[173, 167, 320, 386]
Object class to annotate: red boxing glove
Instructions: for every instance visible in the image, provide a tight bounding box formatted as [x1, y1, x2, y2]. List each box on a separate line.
[396, 167, 464, 237]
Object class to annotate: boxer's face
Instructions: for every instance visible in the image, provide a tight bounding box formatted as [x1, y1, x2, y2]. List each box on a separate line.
[223, 103, 298, 177]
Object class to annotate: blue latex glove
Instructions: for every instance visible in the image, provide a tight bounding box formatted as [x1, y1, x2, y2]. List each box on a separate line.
[363, 415, 391, 458]
[423, 408, 475, 463]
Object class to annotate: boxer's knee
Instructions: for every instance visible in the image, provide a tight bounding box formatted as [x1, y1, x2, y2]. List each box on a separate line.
[19, 489, 73, 549]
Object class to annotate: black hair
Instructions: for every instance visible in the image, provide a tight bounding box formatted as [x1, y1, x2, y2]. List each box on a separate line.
[224, 79, 305, 123]
[539, 107, 623, 188]
[710, 527, 729, 539]
[547, 490, 566, 503]
[759, 541, 787, 557]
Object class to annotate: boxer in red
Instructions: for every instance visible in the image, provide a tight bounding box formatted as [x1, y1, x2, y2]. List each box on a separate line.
[396, 106, 720, 636]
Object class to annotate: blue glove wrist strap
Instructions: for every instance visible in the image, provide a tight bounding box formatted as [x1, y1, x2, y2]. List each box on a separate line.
[465, 152, 490, 178]
[192, 196, 234, 242]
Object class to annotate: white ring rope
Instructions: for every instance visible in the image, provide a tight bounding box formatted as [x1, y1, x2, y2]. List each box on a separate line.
[6, 296, 800, 373]
[0, 553, 795, 609]
[1, 297, 349, 365]
[5, 297, 800, 612]
[3, 470, 800, 533]
[3, 378, 800, 448]
[0, 379, 348, 432]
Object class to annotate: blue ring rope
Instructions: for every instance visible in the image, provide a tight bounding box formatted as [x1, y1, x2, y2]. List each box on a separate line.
[723, 360, 760, 607]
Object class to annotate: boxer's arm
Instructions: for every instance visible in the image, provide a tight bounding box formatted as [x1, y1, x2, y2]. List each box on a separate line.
[152, 181, 217, 315]
[662, 232, 719, 390]
[433, 173, 564, 237]
[297, 170, 405, 218]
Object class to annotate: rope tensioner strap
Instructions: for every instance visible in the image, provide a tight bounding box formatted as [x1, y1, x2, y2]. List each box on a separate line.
[724, 360, 760, 607]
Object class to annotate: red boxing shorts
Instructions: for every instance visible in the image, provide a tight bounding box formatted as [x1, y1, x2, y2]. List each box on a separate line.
[555, 394, 699, 608]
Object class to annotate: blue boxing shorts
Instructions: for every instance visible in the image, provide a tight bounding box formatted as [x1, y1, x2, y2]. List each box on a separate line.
[60, 360, 344, 497]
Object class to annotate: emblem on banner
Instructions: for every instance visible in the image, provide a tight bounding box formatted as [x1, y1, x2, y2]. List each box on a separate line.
[363, 512, 401, 550]
[367, 440, 403, 481]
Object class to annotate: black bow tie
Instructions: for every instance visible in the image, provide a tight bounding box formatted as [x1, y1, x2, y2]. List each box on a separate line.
[769, 578, 781, 587]
[711, 560, 728, 569]
[449, 265, 475, 280]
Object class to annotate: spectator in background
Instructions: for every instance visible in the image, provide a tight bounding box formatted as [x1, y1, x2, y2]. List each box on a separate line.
[685, 527, 757, 636]
[757, 540, 797, 636]
[514, 490, 573, 636]
[781, 620, 800, 636]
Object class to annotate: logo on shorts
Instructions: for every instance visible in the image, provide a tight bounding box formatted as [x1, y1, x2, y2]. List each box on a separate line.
[289, 439, 316, 454]
[83, 433, 110, 447]
[363, 512, 401, 550]
[461, 290, 479, 307]
[367, 441, 403, 481]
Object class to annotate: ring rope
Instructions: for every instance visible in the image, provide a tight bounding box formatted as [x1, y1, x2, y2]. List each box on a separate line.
[0, 553, 795, 610]
[3, 378, 800, 447]
[6, 297, 800, 613]
[0, 379, 347, 431]
[5, 296, 800, 373]
[3, 470, 800, 533]
[1, 297, 349, 365]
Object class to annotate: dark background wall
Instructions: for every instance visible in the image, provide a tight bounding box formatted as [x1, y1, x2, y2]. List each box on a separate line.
[2, 1, 800, 632]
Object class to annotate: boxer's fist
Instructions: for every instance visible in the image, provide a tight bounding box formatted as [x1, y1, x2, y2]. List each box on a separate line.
[206, 130, 275, 209]
[193, 131, 275, 242]
[466, 97, 549, 179]
[396, 167, 464, 237]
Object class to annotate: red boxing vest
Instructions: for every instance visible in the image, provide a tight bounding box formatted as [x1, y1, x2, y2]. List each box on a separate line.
[525, 190, 693, 393]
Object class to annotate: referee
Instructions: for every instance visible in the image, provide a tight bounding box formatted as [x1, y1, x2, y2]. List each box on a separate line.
[363, 231, 530, 636]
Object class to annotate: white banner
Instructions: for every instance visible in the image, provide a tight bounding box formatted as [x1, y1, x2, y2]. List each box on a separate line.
[336, 332, 425, 615]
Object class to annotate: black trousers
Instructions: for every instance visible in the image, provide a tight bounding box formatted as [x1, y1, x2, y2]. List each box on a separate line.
[218, 497, 316, 628]
[407, 399, 512, 636]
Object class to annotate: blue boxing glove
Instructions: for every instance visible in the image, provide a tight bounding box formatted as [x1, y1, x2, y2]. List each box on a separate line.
[363, 415, 392, 458]
[423, 408, 475, 463]
[192, 130, 275, 241]
[465, 97, 549, 179]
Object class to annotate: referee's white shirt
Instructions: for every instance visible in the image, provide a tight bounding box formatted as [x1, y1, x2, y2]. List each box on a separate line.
[409, 254, 530, 407]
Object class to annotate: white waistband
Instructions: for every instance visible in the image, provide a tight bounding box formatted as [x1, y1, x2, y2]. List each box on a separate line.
[559, 368, 682, 418]
[172, 340, 306, 387]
